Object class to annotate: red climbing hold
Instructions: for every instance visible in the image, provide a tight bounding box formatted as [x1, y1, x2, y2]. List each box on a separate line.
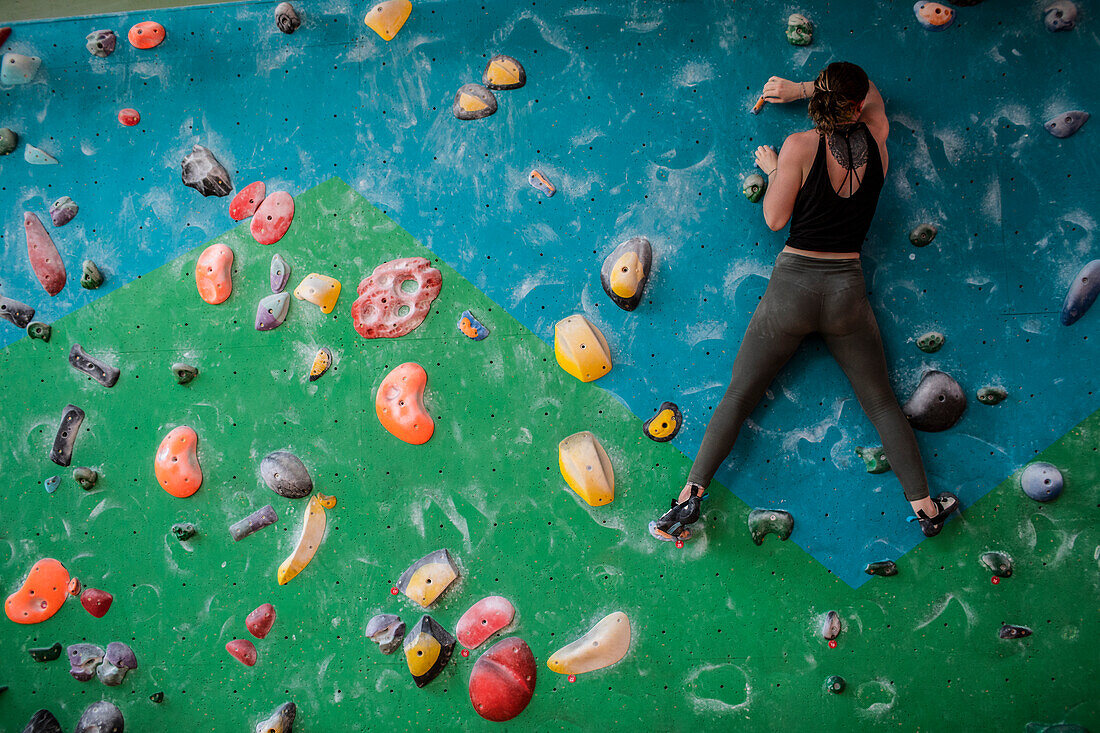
[230, 181, 266, 221]
[351, 256, 442, 339]
[24, 212, 66, 296]
[468, 636, 537, 722]
[250, 191, 295, 245]
[226, 639, 257, 666]
[118, 108, 140, 126]
[80, 588, 113, 618]
[246, 603, 276, 639]
[128, 21, 165, 49]
[457, 596, 515, 649]
[0, 28, 11, 48]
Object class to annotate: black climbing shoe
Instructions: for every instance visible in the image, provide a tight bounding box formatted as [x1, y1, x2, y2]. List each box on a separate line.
[649, 483, 707, 542]
[915, 492, 960, 538]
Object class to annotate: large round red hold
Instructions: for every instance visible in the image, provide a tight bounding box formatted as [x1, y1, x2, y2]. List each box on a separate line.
[118, 108, 140, 126]
[250, 191, 295, 245]
[128, 21, 165, 49]
[226, 639, 257, 666]
[469, 636, 537, 722]
[80, 588, 113, 618]
[246, 603, 276, 639]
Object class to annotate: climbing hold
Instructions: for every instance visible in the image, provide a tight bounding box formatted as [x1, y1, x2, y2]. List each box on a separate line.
[29, 642, 63, 662]
[469, 636, 537, 722]
[458, 310, 489, 340]
[270, 253, 290, 293]
[856, 446, 891, 474]
[81, 260, 104, 289]
[0, 295, 35, 328]
[80, 588, 113, 618]
[293, 273, 341, 314]
[50, 404, 85, 467]
[275, 3, 301, 33]
[49, 196, 78, 227]
[44, 475, 60, 493]
[255, 702, 297, 733]
[1044, 1, 1078, 31]
[643, 401, 682, 442]
[999, 624, 1032, 639]
[365, 0, 412, 41]
[229, 505, 278, 541]
[825, 675, 846, 694]
[21, 710, 62, 733]
[27, 321, 51, 342]
[558, 431, 615, 507]
[74, 701, 124, 733]
[916, 331, 944, 353]
[902, 370, 967, 432]
[912, 2, 955, 30]
[352, 256, 442, 338]
[69, 344, 120, 387]
[821, 611, 841, 640]
[747, 508, 794, 545]
[786, 13, 813, 45]
[277, 493, 336, 584]
[600, 236, 652, 311]
[5, 558, 69, 624]
[403, 615, 456, 687]
[1, 52, 41, 85]
[251, 191, 295, 245]
[366, 614, 406, 654]
[261, 450, 314, 499]
[117, 108, 140, 127]
[171, 522, 197, 541]
[547, 611, 631, 675]
[172, 363, 199, 384]
[376, 362, 435, 444]
[149, 692, 164, 703]
[308, 347, 332, 381]
[128, 21, 166, 49]
[0, 127, 16, 155]
[247, 603, 277, 639]
[25, 213, 67, 296]
[73, 467, 99, 490]
[231, 181, 266, 221]
[457, 595, 515, 649]
[528, 169, 555, 197]
[743, 173, 767, 203]
[1045, 111, 1089, 139]
[1059, 259, 1100, 325]
[909, 223, 937, 247]
[397, 549, 460, 608]
[483, 54, 526, 90]
[86, 29, 117, 57]
[1020, 461, 1063, 502]
[67, 644, 104, 681]
[24, 145, 57, 166]
[181, 145, 232, 197]
[226, 638, 258, 666]
[453, 83, 498, 121]
[0, 27, 10, 47]
[97, 642, 137, 686]
[255, 292, 290, 331]
[864, 560, 898, 576]
[977, 386, 1007, 405]
[195, 242, 234, 305]
[68, 577, 82, 596]
[980, 551, 1013, 577]
[554, 315, 613, 382]
[154, 426, 203, 498]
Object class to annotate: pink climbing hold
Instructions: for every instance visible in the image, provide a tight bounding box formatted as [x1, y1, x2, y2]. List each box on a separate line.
[195, 243, 234, 305]
[250, 191, 294, 245]
[226, 639, 257, 666]
[246, 603, 276, 639]
[351, 257, 442, 339]
[230, 181, 266, 221]
[24, 212, 66, 296]
[80, 588, 113, 618]
[457, 596, 515, 649]
[468, 636, 537, 722]
[118, 108, 140, 126]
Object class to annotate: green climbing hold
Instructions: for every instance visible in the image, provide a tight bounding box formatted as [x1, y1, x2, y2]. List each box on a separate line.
[747, 508, 794, 545]
[0, 127, 16, 156]
[73, 467, 98, 490]
[29, 642, 62, 662]
[824, 675, 846, 694]
[977, 386, 1007, 405]
[909, 223, 937, 247]
[172, 363, 199, 385]
[81, 260, 104, 289]
[864, 560, 898, 577]
[26, 321, 51, 342]
[742, 173, 766, 203]
[915, 331, 944, 353]
[171, 522, 197, 541]
[980, 551, 1012, 577]
[786, 13, 813, 45]
[856, 446, 891, 474]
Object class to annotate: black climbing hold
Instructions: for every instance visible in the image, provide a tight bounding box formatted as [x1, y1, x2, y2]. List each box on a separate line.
[261, 450, 314, 499]
[1060, 259, 1100, 326]
[909, 223, 937, 247]
[229, 504, 278, 541]
[74, 700, 124, 733]
[73, 467, 99, 490]
[149, 691, 164, 703]
[855, 446, 890, 474]
[81, 260, 104, 289]
[747, 508, 794, 546]
[255, 701, 297, 733]
[980, 551, 1013, 578]
[821, 611, 841, 640]
[824, 675, 846, 694]
[976, 386, 1007, 405]
[181, 144, 233, 197]
[274, 3, 301, 34]
[452, 83, 498, 120]
[864, 560, 898, 577]
[172, 362, 199, 384]
[21, 709, 62, 733]
[171, 522, 197, 541]
[50, 404, 85, 467]
[600, 236, 652, 311]
[999, 624, 1032, 639]
[27, 321, 50, 342]
[28, 642, 62, 662]
[902, 370, 966, 432]
[69, 343, 120, 387]
[482, 54, 526, 90]
[0, 295, 35, 329]
[643, 401, 682, 442]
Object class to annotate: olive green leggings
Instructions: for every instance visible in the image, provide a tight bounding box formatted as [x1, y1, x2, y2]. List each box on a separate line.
[688, 252, 929, 502]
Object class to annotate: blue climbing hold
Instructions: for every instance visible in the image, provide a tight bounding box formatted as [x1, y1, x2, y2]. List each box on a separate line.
[1059, 259, 1100, 326]
[44, 476, 60, 493]
[1020, 462, 1063, 502]
[458, 310, 489, 340]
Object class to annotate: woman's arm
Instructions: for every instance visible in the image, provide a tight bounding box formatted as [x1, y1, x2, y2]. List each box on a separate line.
[757, 133, 814, 231]
[761, 76, 814, 104]
[860, 81, 889, 142]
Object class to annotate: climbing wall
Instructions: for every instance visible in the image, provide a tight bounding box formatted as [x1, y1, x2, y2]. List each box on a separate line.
[1, 1, 1098, 731]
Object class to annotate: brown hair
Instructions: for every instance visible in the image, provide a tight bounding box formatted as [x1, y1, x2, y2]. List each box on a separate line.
[808, 62, 870, 134]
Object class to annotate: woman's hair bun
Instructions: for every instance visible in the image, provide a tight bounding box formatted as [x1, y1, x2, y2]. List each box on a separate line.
[808, 61, 870, 133]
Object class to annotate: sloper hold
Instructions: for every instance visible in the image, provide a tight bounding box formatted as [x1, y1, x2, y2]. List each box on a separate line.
[5, 558, 70, 624]
[980, 551, 1013, 577]
[600, 236, 652, 311]
[864, 560, 898, 577]
[404, 615, 456, 687]
[80, 587, 113, 618]
[397, 549, 460, 608]
[821, 611, 841, 640]
[366, 614, 406, 654]
[558, 431, 615, 506]
[261, 450, 314, 498]
[1059, 259, 1100, 325]
[0, 127, 16, 155]
[1045, 111, 1089, 139]
[643, 401, 682, 442]
[70, 344, 120, 387]
[67, 644, 104, 681]
[453, 84, 498, 120]
[909, 223, 937, 247]
[50, 404, 85, 466]
[309, 347, 332, 381]
[915, 331, 944, 353]
[277, 493, 336, 584]
[547, 611, 631, 675]
[469, 636, 537, 722]
[86, 29, 117, 57]
[742, 173, 766, 203]
[0, 295, 35, 328]
[856, 445, 890, 474]
[458, 310, 489, 340]
[554, 315, 612, 382]
[482, 54, 526, 90]
[230, 505, 278, 540]
[49, 196, 78, 226]
[97, 642, 137, 686]
[1, 52, 41, 85]
[29, 642, 63, 662]
[21, 710, 62, 733]
[270, 253, 290, 293]
[172, 363, 198, 384]
[365, 0, 412, 41]
[1020, 461, 1063, 502]
[902, 370, 966, 432]
[255, 292, 290, 331]
[293, 273, 341, 313]
[376, 362, 434, 444]
[25, 212, 67, 296]
[913, 1, 955, 30]
[255, 702, 296, 733]
[24, 145, 58, 165]
[117, 108, 140, 127]
[457, 596, 515, 649]
[226, 638, 257, 666]
[82, 260, 104, 289]
[230, 181, 266, 220]
[128, 21, 165, 48]
[274, 3, 301, 34]
[977, 386, 1007, 405]
[154, 426, 203, 498]
[247, 603, 277, 639]
[786, 13, 813, 45]
[181, 145, 232, 197]
[747, 508, 794, 545]
[251, 191, 295, 245]
[1044, 1, 1078, 31]
[195, 243, 234, 305]
[999, 624, 1032, 640]
[351, 256, 442, 338]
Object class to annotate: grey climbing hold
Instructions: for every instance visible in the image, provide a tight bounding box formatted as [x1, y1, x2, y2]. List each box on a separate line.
[0, 127, 17, 155]
[67, 643, 105, 681]
[172, 363, 199, 385]
[28, 642, 63, 662]
[260, 450, 314, 499]
[747, 508, 794, 545]
[81, 260, 104, 289]
[786, 13, 813, 46]
[86, 29, 117, 57]
[824, 675, 846, 694]
[44, 475, 60, 493]
[50, 404, 85, 467]
[0, 295, 35, 329]
[1043, 1, 1078, 31]
[69, 343, 120, 387]
[181, 144, 233, 197]
[27, 321, 51, 342]
[909, 223, 937, 247]
[1060, 259, 1100, 326]
[452, 83, 498, 120]
[366, 613, 406, 654]
[742, 173, 766, 203]
[976, 386, 1007, 405]
[600, 236, 652, 311]
[864, 560, 898, 577]
[275, 3, 301, 34]
[902, 370, 966, 432]
[915, 331, 944, 353]
[73, 467, 99, 490]
[1, 52, 41, 85]
[24, 145, 57, 165]
[1045, 111, 1089, 139]
[171, 522, 197, 541]
[21, 709, 62, 733]
[255, 702, 296, 733]
[821, 611, 841, 640]
[96, 642, 137, 686]
[980, 551, 1013, 578]
[255, 292, 291, 331]
[1020, 461, 1063, 502]
[999, 624, 1032, 639]
[229, 505, 278, 541]
[49, 196, 78, 226]
[856, 446, 891, 474]
[270, 253, 290, 293]
[74, 700, 124, 733]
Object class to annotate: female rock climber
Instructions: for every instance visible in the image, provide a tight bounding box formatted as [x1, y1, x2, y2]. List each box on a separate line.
[649, 61, 959, 543]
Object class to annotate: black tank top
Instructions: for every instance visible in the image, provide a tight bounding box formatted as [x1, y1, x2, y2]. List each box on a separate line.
[785, 122, 884, 254]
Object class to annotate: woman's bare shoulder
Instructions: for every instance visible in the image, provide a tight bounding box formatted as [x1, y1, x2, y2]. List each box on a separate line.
[780, 130, 819, 157]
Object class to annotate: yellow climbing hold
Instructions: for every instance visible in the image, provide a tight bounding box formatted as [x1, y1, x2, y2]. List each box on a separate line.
[482, 54, 526, 90]
[609, 250, 645, 299]
[404, 626, 441, 677]
[558, 431, 614, 506]
[293, 273, 342, 314]
[277, 493, 336, 585]
[365, 0, 411, 41]
[547, 611, 631, 675]
[397, 549, 459, 608]
[554, 315, 612, 382]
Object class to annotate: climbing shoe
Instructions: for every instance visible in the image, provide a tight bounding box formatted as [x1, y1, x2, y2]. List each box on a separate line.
[915, 491, 960, 538]
[649, 483, 707, 542]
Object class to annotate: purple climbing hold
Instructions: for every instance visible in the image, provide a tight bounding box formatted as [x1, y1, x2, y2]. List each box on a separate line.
[49, 196, 78, 226]
[74, 700, 124, 733]
[270, 254, 290, 293]
[69, 344, 120, 387]
[821, 611, 841, 640]
[902, 370, 966, 432]
[255, 292, 290, 331]
[0, 295, 35, 329]
[1045, 111, 1089, 139]
[229, 505, 278, 541]
[181, 144, 233, 197]
[366, 613, 406, 654]
[86, 30, 117, 57]
[1020, 462, 1063, 502]
[67, 643, 105, 681]
[999, 624, 1032, 639]
[1060, 259, 1100, 326]
[97, 641, 137, 686]
[50, 404, 85, 467]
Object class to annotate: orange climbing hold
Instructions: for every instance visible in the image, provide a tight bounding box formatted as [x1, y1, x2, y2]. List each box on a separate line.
[195, 243, 234, 305]
[365, 0, 411, 41]
[376, 362, 434, 445]
[5, 558, 70, 625]
[154, 426, 203, 498]
[127, 21, 165, 49]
